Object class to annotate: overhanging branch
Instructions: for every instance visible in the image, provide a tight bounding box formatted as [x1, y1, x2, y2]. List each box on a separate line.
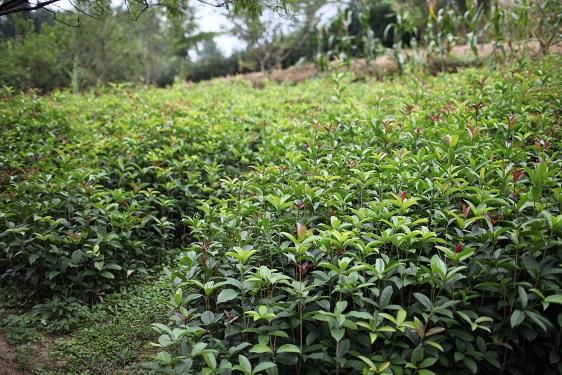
[0, 0, 239, 17]
[0, 0, 61, 16]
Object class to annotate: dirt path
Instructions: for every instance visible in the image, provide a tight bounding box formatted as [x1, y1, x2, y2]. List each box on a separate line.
[0, 333, 23, 375]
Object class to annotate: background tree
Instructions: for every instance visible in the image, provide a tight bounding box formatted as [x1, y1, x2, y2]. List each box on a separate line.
[229, 0, 326, 72]
[186, 38, 239, 81]
[0, 0, 214, 90]
[0, 0, 295, 17]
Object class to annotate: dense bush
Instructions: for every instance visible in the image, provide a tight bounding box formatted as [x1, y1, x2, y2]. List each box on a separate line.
[0, 81, 302, 299]
[146, 56, 562, 374]
[2, 54, 561, 374]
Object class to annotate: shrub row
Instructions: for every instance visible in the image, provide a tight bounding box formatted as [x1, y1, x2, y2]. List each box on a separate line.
[148, 57, 562, 374]
[0, 82, 304, 299]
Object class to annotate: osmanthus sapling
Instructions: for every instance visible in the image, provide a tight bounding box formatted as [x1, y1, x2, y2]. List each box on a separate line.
[144, 57, 562, 375]
[2, 55, 561, 374]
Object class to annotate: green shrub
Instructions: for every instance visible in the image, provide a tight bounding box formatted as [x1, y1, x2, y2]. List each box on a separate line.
[147, 56, 562, 374]
[0, 82, 287, 299]
[2, 53, 561, 375]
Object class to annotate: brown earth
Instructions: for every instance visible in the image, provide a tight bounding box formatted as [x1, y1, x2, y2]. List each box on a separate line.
[0, 330, 58, 375]
[215, 40, 562, 88]
[0, 333, 23, 375]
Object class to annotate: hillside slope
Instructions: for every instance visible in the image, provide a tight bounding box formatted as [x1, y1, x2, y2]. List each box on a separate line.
[1, 54, 561, 374]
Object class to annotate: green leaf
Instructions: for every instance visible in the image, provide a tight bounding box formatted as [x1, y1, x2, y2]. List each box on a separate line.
[544, 294, 562, 305]
[191, 342, 207, 356]
[201, 311, 215, 325]
[347, 311, 372, 320]
[253, 361, 276, 373]
[156, 351, 172, 365]
[425, 340, 444, 352]
[430, 254, 447, 277]
[526, 311, 550, 332]
[518, 286, 528, 308]
[474, 316, 493, 324]
[411, 344, 424, 362]
[229, 343, 251, 355]
[104, 263, 122, 271]
[414, 292, 432, 310]
[202, 352, 217, 369]
[426, 327, 445, 337]
[357, 355, 376, 369]
[217, 288, 239, 304]
[174, 289, 183, 306]
[29, 253, 41, 265]
[379, 285, 393, 307]
[271, 330, 289, 338]
[70, 250, 83, 264]
[158, 334, 173, 347]
[100, 271, 114, 279]
[250, 344, 273, 354]
[463, 358, 477, 373]
[420, 357, 438, 368]
[396, 309, 407, 325]
[335, 300, 348, 313]
[331, 328, 345, 342]
[510, 310, 525, 328]
[237, 355, 252, 374]
[277, 344, 301, 354]
[220, 359, 233, 370]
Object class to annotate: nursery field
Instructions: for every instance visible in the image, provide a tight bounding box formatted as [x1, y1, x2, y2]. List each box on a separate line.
[1, 55, 562, 374]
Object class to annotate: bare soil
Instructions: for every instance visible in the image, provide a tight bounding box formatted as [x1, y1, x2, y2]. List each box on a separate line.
[0, 333, 23, 375]
[216, 40, 562, 87]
